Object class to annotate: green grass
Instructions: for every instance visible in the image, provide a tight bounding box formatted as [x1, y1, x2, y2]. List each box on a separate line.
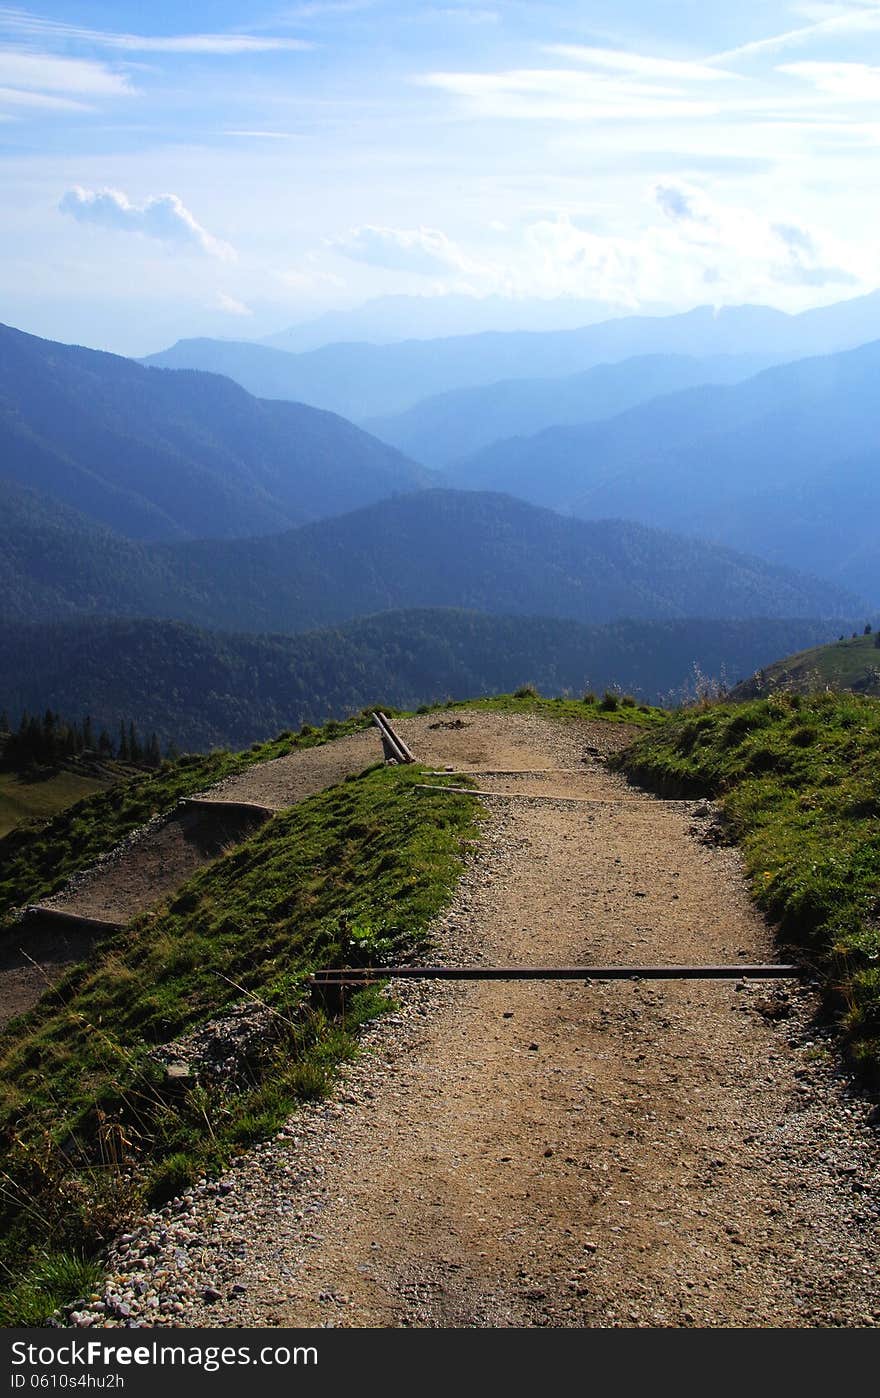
[430, 689, 667, 727]
[0, 769, 113, 839]
[0, 761, 478, 1322]
[0, 1252, 104, 1327]
[616, 691, 880, 1078]
[741, 631, 880, 697]
[0, 715, 370, 924]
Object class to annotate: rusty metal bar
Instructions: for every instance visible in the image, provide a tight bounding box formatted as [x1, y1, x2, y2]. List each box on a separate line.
[417, 783, 647, 805]
[310, 964, 803, 984]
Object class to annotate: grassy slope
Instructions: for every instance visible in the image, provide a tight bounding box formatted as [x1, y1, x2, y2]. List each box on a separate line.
[737, 631, 880, 696]
[0, 769, 112, 839]
[0, 760, 478, 1322]
[617, 692, 880, 1078]
[0, 717, 368, 925]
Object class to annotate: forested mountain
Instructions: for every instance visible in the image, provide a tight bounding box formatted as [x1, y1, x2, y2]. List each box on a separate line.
[0, 488, 861, 632]
[0, 480, 184, 624]
[0, 322, 428, 542]
[364, 353, 779, 467]
[0, 613, 852, 752]
[143, 291, 880, 419]
[447, 340, 880, 604]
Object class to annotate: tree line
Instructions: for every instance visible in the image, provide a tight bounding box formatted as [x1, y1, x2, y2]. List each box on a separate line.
[0, 708, 164, 771]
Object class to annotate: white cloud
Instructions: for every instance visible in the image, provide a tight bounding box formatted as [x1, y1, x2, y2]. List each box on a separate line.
[544, 45, 738, 83]
[0, 83, 89, 109]
[0, 9, 312, 53]
[0, 47, 131, 94]
[58, 187, 236, 261]
[214, 292, 252, 316]
[330, 224, 477, 276]
[419, 67, 728, 123]
[497, 183, 863, 306]
[780, 60, 880, 99]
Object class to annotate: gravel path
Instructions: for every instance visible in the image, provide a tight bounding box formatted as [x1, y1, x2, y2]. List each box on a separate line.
[200, 730, 380, 809]
[65, 713, 880, 1330]
[2, 731, 386, 1028]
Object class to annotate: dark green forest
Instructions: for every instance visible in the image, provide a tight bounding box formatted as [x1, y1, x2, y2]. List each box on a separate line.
[0, 483, 861, 632]
[0, 611, 848, 750]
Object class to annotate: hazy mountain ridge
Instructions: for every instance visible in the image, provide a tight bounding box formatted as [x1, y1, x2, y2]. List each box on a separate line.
[448, 339, 880, 603]
[143, 290, 880, 419]
[260, 293, 634, 352]
[363, 353, 782, 467]
[0, 322, 429, 542]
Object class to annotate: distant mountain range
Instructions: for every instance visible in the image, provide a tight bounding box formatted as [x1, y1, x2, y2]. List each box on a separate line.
[0, 483, 862, 633]
[364, 353, 781, 468]
[260, 293, 635, 352]
[0, 612, 853, 751]
[0, 322, 427, 541]
[143, 290, 880, 419]
[446, 339, 880, 604]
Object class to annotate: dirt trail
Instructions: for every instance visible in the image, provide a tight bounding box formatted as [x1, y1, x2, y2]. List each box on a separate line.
[87, 713, 880, 1329]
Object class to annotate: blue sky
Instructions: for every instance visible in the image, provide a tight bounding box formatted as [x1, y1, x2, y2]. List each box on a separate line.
[3, 1, 880, 353]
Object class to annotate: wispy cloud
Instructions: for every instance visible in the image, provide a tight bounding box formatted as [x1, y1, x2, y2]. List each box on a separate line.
[273, 1, 374, 18]
[0, 46, 131, 94]
[0, 8, 312, 54]
[59, 187, 236, 261]
[780, 59, 880, 98]
[223, 129, 301, 139]
[418, 65, 727, 123]
[0, 83, 89, 109]
[710, 3, 880, 63]
[545, 45, 738, 83]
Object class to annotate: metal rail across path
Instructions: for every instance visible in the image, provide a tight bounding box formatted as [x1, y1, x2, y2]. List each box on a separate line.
[336, 717, 806, 991]
[310, 964, 803, 985]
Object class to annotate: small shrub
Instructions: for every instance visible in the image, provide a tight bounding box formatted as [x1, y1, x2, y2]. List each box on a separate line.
[599, 691, 619, 712]
[513, 685, 539, 699]
[582, 691, 596, 705]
